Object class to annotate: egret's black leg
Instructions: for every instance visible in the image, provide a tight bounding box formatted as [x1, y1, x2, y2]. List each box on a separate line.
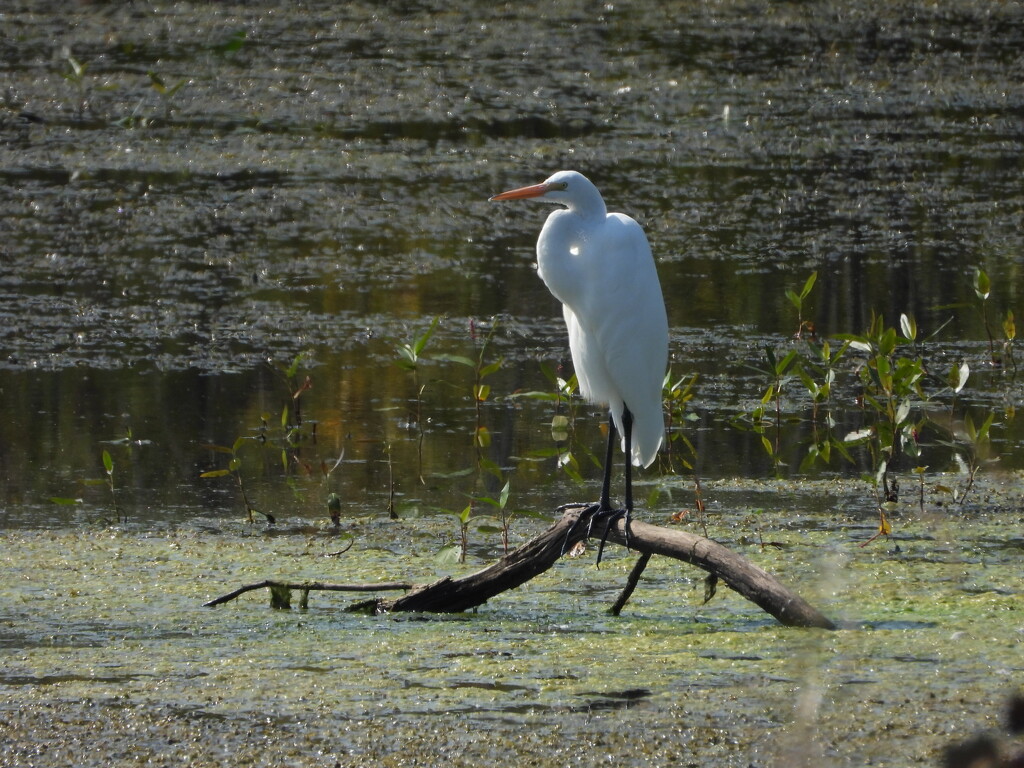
[623, 408, 634, 516]
[560, 412, 618, 554]
[596, 407, 634, 566]
[598, 411, 615, 510]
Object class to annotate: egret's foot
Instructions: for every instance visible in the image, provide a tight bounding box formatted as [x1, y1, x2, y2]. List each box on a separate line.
[560, 502, 608, 555]
[560, 504, 632, 566]
[556, 501, 595, 513]
[595, 508, 632, 566]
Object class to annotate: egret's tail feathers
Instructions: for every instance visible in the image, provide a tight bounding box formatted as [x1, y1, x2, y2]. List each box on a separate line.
[613, 406, 663, 468]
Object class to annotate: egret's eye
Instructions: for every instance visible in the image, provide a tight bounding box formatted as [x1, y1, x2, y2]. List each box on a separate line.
[555, 182, 569, 190]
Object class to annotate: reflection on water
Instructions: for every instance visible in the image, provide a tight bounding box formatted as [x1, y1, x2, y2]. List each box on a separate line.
[2, 1, 1023, 528]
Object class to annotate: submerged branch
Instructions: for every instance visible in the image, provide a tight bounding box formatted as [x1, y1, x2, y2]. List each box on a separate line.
[609, 552, 652, 617]
[203, 579, 413, 607]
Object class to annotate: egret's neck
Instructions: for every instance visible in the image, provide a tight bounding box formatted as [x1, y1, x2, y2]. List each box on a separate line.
[536, 208, 599, 309]
[534, 178, 610, 307]
[563, 185, 607, 220]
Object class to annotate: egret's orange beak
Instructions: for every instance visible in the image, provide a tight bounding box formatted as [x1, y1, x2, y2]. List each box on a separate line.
[488, 182, 551, 202]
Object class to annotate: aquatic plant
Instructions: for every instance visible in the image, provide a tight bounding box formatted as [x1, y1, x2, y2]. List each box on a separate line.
[147, 70, 188, 120]
[1002, 309, 1017, 376]
[972, 268, 1017, 382]
[394, 317, 440, 374]
[733, 273, 853, 479]
[472, 478, 547, 554]
[974, 268, 998, 365]
[935, 411, 995, 507]
[838, 311, 926, 503]
[394, 316, 441, 482]
[732, 271, 1008, 544]
[474, 479, 513, 552]
[200, 437, 275, 525]
[786, 271, 818, 340]
[212, 28, 247, 58]
[70, 449, 124, 524]
[272, 356, 351, 521]
[661, 370, 698, 472]
[100, 450, 120, 523]
[730, 345, 801, 477]
[60, 51, 91, 119]
[511, 364, 587, 485]
[661, 370, 706, 534]
[49, 425, 151, 523]
[435, 316, 503, 452]
[272, 352, 313, 433]
[796, 337, 850, 472]
[435, 503, 473, 564]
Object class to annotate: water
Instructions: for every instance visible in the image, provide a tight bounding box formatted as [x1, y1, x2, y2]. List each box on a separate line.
[3, 0, 1022, 529]
[1, 3, 1023, 765]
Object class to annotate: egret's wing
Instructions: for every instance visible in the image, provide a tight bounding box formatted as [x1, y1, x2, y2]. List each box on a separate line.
[581, 215, 668, 467]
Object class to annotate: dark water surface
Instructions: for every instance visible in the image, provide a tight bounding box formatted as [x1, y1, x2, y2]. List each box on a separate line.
[3, 0, 1023, 528]
[2, 3, 1023, 767]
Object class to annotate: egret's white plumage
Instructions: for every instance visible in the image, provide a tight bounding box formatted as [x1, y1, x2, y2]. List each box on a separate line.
[490, 170, 668, 470]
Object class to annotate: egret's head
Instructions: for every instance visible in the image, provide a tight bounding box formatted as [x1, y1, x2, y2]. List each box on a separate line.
[489, 170, 595, 207]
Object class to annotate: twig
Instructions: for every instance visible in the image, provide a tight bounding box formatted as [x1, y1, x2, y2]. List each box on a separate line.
[608, 552, 652, 616]
[204, 580, 412, 607]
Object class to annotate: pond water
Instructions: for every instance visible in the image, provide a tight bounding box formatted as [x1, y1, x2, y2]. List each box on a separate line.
[1, 1, 1022, 766]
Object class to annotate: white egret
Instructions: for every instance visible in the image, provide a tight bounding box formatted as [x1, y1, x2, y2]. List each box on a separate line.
[490, 170, 668, 555]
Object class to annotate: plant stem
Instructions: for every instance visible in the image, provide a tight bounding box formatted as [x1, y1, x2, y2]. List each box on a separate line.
[386, 444, 397, 520]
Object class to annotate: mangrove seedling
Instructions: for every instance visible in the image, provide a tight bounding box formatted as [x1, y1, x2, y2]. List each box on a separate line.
[436, 503, 473, 564]
[147, 70, 188, 120]
[436, 316, 503, 452]
[276, 351, 315, 435]
[512, 363, 586, 484]
[394, 316, 441, 374]
[731, 345, 799, 476]
[786, 270, 818, 339]
[661, 370, 707, 535]
[394, 316, 441, 481]
[61, 52, 91, 119]
[75, 449, 124, 524]
[101, 450, 119, 523]
[795, 338, 853, 472]
[837, 311, 929, 539]
[473, 479, 546, 554]
[1002, 310, 1016, 376]
[201, 437, 275, 525]
[941, 411, 996, 506]
[661, 370, 698, 472]
[973, 268, 998, 365]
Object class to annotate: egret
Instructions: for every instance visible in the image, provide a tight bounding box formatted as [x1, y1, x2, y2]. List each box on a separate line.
[490, 170, 668, 557]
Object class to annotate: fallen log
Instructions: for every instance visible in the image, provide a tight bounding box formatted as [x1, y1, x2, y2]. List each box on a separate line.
[204, 506, 835, 629]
